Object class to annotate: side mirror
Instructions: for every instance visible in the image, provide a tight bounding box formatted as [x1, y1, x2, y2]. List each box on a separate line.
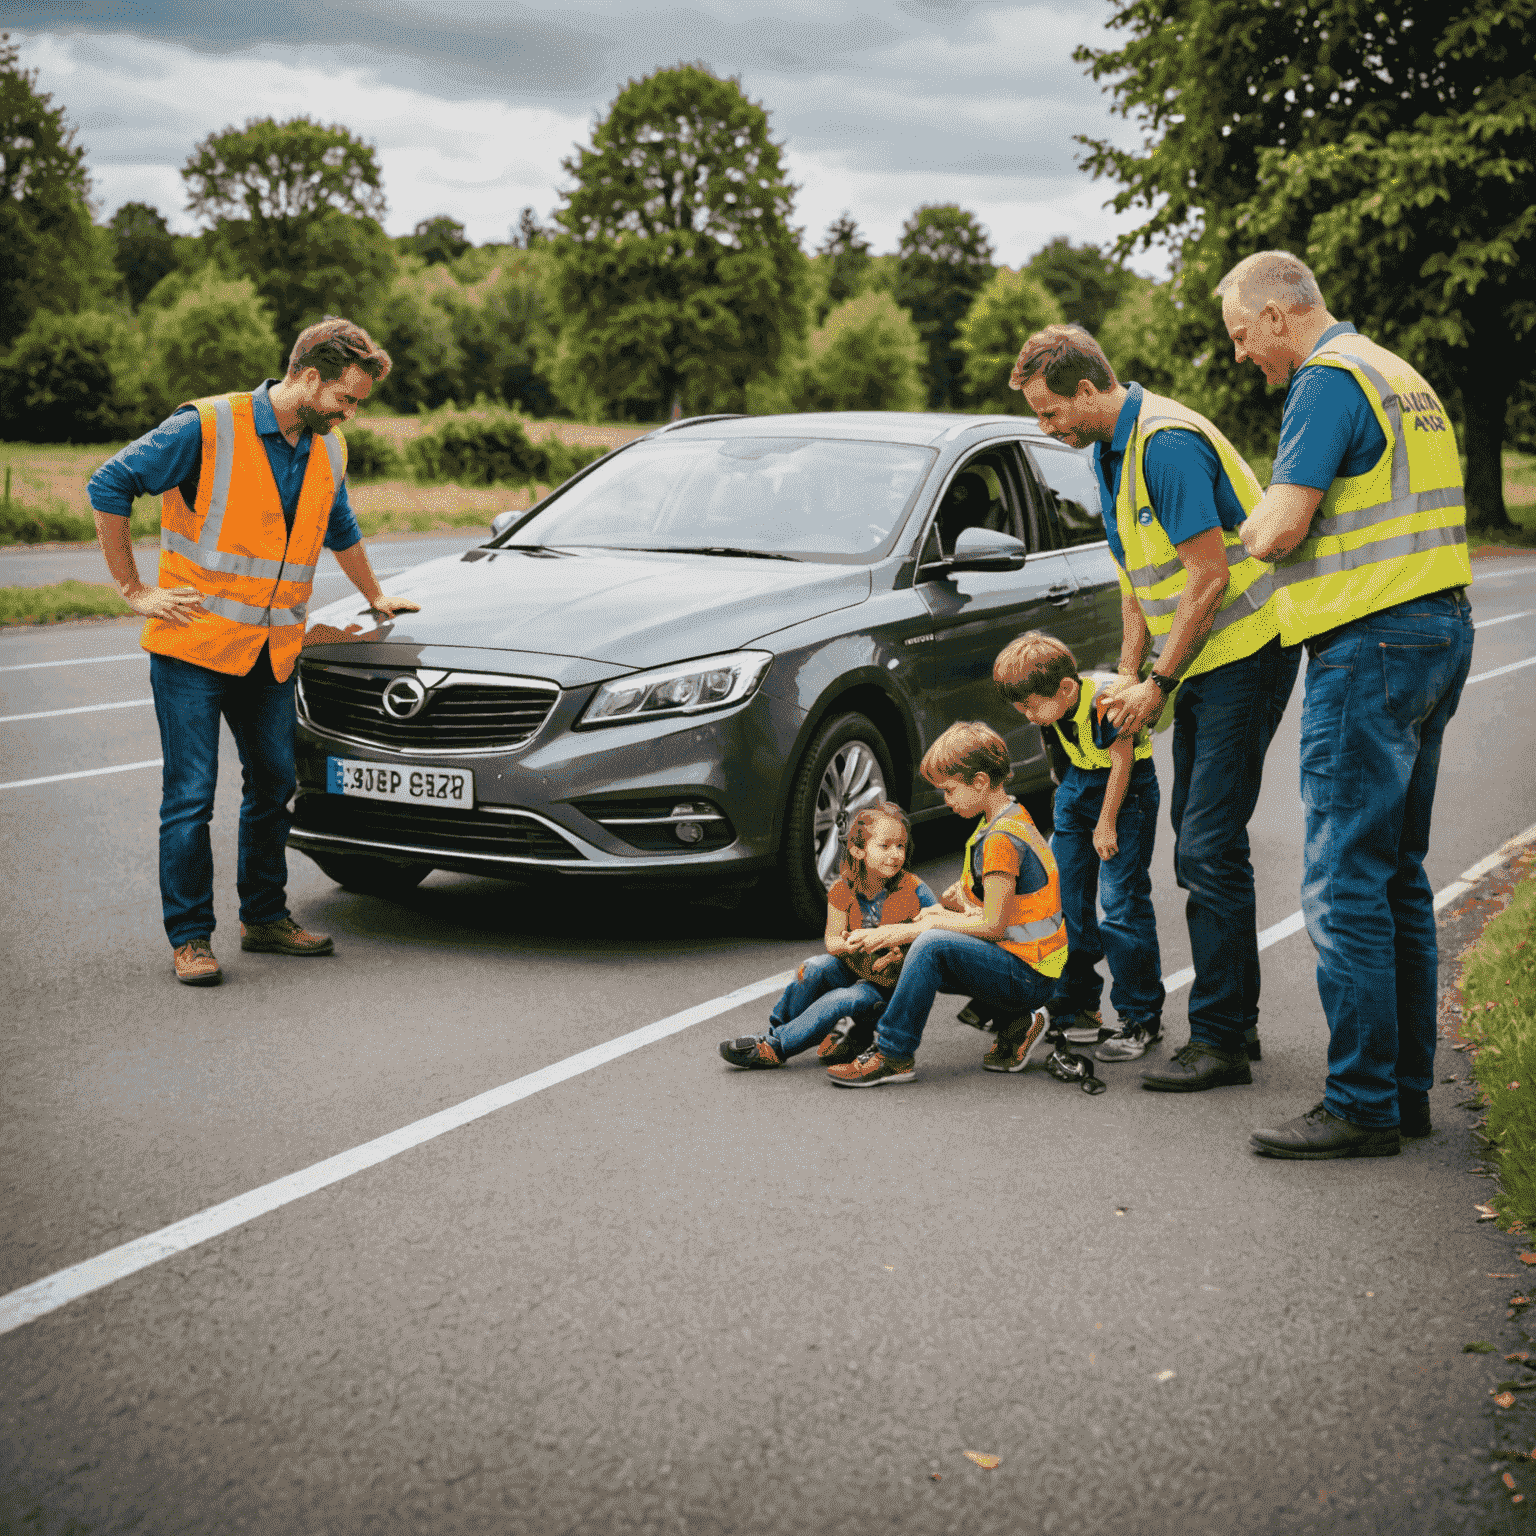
[948, 525, 1027, 572]
[490, 509, 519, 539]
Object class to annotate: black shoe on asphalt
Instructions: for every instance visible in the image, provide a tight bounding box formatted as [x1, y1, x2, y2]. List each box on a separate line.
[718, 1035, 784, 1069]
[1140, 1040, 1252, 1093]
[1244, 1027, 1262, 1062]
[1399, 1100, 1432, 1138]
[1250, 1102, 1400, 1159]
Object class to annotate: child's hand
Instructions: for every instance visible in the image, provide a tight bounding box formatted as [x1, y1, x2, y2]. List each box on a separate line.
[1093, 822, 1119, 861]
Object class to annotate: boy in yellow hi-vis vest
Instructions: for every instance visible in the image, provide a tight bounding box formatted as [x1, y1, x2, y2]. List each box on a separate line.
[1219, 251, 1475, 1161]
[1012, 325, 1299, 1096]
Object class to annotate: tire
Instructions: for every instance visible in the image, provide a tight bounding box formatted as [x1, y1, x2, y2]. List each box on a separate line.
[309, 852, 431, 897]
[780, 711, 895, 933]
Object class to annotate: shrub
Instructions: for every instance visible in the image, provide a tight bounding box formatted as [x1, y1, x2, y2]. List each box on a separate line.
[798, 291, 926, 413]
[0, 310, 149, 443]
[406, 411, 604, 487]
[341, 425, 402, 481]
[957, 267, 1064, 412]
[143, 272, 281, 416]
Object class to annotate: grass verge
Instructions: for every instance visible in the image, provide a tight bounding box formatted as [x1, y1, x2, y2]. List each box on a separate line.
[1463, 850, 1536, 1232]
[0, 581, 133, 625]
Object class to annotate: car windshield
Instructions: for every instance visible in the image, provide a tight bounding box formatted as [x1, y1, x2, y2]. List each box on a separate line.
[499, 435, 937, 562]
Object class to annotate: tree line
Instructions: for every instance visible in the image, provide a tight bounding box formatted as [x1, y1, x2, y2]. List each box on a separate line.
[2, 9, 1531, 530]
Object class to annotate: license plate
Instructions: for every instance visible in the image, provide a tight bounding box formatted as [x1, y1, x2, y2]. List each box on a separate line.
[327, 757, 474, 808]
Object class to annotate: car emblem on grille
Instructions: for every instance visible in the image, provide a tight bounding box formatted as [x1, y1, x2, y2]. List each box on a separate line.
[381, 675, 428, 719]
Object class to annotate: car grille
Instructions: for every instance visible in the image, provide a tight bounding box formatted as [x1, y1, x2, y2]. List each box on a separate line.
[298, 662, 558, 753]
[293, 794, 584, 861]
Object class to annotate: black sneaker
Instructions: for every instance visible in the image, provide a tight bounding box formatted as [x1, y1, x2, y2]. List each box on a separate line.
[1057, 1009, 1104, 1045]
[1095, 1022, 1161, 1062]
[719, 1035, 784, 1069]
[1140, 1040, 1252, 1093]
[1244, 1026, 1262, 1062]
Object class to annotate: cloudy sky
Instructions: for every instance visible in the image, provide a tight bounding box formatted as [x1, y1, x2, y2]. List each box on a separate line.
[10, 0, 1163, 272]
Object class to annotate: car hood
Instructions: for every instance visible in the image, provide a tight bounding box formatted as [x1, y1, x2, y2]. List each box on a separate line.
[308, 546, 872, 669]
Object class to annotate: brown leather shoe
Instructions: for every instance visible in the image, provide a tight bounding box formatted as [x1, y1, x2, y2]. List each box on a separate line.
[172, 938, 222, 986]
[240, 916, 334, 956]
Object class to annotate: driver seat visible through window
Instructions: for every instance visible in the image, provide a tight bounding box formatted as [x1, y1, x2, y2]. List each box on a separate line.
[935, 468, 1004, 557]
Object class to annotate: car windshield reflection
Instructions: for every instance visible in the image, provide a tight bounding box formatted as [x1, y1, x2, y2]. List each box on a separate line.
[498, 435, 937, 563]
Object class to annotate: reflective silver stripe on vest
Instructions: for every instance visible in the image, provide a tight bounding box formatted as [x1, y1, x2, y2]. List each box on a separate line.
[1148, 569, 1275, 655]
[204, 396, 237, 543]
[1131, 550, 1272, 614]
[202, 594, 308, 627]
[1310, 483, 1465, 541]
[1273, 521, 1467, 588]
[161, 526, 288, 581]
[1006, 913, 1066, 944]
[319, 428, 346, 486]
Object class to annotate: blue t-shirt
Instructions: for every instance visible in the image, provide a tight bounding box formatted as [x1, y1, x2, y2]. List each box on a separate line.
[1093, 382, 1248, 569]
[856, 880, 938, 928]
[1270, 323, 1389, 490]
[87, 378, 361, 551]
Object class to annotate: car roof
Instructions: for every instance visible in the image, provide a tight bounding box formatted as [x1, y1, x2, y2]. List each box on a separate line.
[653, 412, 1054, 448]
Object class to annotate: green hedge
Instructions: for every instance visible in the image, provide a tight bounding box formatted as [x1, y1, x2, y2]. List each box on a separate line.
[342, 425, 403, 482]
[404, 413, 605, 488]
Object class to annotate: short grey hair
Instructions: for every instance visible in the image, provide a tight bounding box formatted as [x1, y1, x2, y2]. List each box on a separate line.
[1214, 251, 1324, 313]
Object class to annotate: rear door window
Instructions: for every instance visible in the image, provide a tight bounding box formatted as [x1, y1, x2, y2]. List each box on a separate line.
[1024, 440, 1107, 548]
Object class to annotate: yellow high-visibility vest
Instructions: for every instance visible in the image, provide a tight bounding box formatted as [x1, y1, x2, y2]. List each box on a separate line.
[1114, 391, 1278, 680]
[141, 393, 345, 682]
[1271, 333, 1470, 645]
[1051, 672, 1154, 773]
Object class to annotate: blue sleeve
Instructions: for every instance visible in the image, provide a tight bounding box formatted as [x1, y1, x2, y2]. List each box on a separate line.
[86, 407, 201, 517]
[323, 478, 361, 552]
[1272, 367, 1387, 489]
[914, 881, 938, 908]
[1142, 429, 1241, 545]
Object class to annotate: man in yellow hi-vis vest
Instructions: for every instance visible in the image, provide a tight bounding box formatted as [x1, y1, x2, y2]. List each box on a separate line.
[89, 318, 420, 988]
[1012, 326, 1299, 1094]
[1218, 251, 1474, 1161]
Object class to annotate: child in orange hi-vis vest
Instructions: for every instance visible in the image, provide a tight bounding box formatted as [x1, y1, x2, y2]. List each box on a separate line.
[827, 722, 1069, 1088]
[718, 803, 939, 1070]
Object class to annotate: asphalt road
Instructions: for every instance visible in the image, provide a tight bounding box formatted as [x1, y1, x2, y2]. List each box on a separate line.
[2, 552, 1535, 1536]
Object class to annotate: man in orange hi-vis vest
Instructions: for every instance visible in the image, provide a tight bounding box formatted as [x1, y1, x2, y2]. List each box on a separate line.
[88, 317, 420, 987]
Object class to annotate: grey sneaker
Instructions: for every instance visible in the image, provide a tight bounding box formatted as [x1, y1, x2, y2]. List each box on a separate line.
[1095, 1022, 1162, 1062]
[1056, 1009, 1104, 1045]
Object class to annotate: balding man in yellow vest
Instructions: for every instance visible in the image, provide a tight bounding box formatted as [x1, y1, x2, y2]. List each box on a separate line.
[89, 317, 420, 987]
[1218, 251, 1475, 1160]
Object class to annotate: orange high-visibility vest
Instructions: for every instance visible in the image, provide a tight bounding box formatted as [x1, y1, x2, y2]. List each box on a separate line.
[962, 805, 1069, 977]
[140, 393, 346, 682]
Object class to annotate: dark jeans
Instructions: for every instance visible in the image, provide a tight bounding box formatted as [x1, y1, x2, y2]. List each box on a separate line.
[1048, 764, 1164, 1027]
[1300, 591, 1474, 1128]
[767, 954, 888, 1058]
[1171, 637, 1301, 1054]
[874, 929, 1055, 1060]
[150, 651, 296, 946]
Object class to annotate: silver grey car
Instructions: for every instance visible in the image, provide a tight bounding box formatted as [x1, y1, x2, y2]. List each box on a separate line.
[290, 411, 1122, 930]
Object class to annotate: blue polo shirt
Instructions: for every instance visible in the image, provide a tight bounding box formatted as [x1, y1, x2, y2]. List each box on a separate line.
[87, 379, 361, 551]
[1270, 323, 1388, 489]
[1092, 383, 1249, 569]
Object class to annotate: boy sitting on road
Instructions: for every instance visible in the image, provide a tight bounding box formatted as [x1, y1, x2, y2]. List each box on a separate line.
[826, 722, 1068, 1087]
[994, 633, 1165, 1062]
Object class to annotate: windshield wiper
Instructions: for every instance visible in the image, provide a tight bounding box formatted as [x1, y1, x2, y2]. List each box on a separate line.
[633, 545, 800, 561]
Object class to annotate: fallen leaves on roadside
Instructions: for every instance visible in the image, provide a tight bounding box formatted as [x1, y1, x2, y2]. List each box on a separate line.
[1521, 1254, 1536, 1266]
[1512, 1297, 1531, 1308]
[1511, 1082, 1522, 1091]
[1476, 1204, 1500, 1220]
[1506, 1473, 1519, 1490]
[929, 1473, 942, 1482]
[1492, 1273, 1519, 1279]
[963, 1452, 1000, 1470]
[1507, 1352, 1531, 1363]
[1155, 1369, 1177, 1382]
[1495, 1392, 1518, 1408]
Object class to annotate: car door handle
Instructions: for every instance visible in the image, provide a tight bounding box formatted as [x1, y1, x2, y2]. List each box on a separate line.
[1045, 582, 1075, 607]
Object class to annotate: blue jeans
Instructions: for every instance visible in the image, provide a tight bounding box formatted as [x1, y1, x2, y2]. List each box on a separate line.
[150, 651, 297, 946]
[1171, 636, 1302, 1054]
[1299, 590, 1474, 1128]
[874, 929, 1055, 1060]
[768, 954, 888, 1058]
[1049, 764, 1164, 1026]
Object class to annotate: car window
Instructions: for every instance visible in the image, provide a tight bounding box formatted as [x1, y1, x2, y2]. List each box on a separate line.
[501, 436, 936, 563]
[918, 447, 1022, 571]
[1025, 440, 1107, 547]
[999, 441, 1060, 552]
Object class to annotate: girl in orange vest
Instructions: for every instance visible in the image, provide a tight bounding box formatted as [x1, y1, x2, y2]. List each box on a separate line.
[718, 803, 939, 1069]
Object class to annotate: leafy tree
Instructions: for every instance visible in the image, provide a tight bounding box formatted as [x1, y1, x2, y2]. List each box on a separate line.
[407, 215, 470, 266]
[894, 204, 995, 409]
[109, 202, 178, 310]
[0, 309, 147, 442]
[958, 268, 1065, 412]
[451, 254, 558, 416]
[0, 33, 109, 342]
[817, 212, 872, 318]
[182, 116, 395, 343]
[551, 63, 807, 420]
[798, 291, 926, 412]
[1096, 275, 1181, 397]
[1025, 238, 1132, 338]
[1077, 0, 1536, 532]
[143, 272, 281, 416]
[373, 265, 463, 412]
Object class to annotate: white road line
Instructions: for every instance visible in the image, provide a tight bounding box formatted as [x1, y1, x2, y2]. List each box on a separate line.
[1465, 655, 1536, 687]
[6, 821, 1536, 1341]
[0, 969, 793, 1338]
[1474, 563, 1536, 580]
[0, 698, 153, 725]
[0, 758, 162, 791]
[0, 651, 148, 673]
[1474, 609, 1533, 629]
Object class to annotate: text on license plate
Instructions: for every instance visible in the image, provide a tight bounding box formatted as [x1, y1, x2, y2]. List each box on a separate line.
[327, 757, 474, 807]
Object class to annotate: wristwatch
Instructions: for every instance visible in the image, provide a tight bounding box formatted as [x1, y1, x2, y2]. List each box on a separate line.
[1148, 671, 1177, 697]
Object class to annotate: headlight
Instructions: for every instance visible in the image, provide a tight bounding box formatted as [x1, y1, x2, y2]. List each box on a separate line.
[578, 650, 773, 728]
